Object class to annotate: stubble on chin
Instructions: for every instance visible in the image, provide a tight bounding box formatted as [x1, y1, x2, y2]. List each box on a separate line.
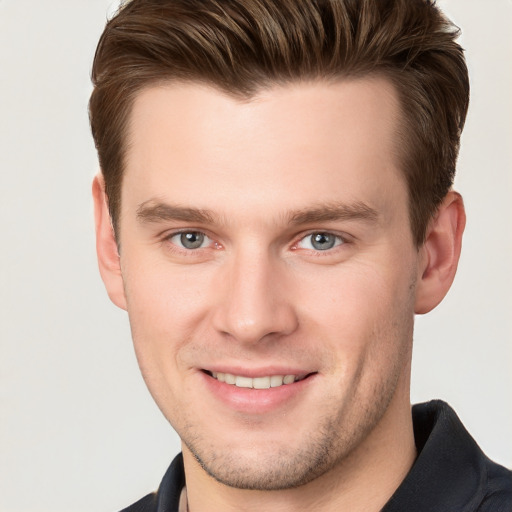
[180, 365, 404, 492]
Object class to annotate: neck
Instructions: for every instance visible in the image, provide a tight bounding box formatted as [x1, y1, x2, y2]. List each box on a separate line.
[182, 387, 416, 512]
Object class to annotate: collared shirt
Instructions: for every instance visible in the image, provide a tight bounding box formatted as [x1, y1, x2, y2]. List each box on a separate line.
[120, 401, 512, 512]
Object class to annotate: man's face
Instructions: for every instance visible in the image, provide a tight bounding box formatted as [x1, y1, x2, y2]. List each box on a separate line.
[115, 78, 422, 489]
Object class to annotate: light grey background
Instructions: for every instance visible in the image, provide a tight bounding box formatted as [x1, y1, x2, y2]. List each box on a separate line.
[0, 1, 510, 511]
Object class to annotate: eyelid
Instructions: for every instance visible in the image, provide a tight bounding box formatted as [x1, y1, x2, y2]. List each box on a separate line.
[172, 231, 210, 248]
[292, 230, 350, 251]
[161, 228, 216, 250]
[159, 228, 350, 254]
[161, 227, 208, 240]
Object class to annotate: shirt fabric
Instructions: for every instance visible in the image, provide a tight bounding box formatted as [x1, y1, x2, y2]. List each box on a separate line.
[120, 400, 512, 512]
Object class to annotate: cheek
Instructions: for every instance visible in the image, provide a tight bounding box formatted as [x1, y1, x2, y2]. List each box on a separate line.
[124, 258, 211, 332]
[299, 260, 411, 323]
[301, 263, 415, 417]
[121, 259, 215, 390]
[122, 263, 211, 420]
[295, 260, 415, 367]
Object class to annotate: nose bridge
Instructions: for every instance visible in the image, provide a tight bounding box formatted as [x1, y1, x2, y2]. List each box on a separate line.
[213, 244, 297, 344]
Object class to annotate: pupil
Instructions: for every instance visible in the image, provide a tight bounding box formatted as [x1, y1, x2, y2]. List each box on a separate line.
[181, 232, 204, 249]
[312, 233, 335, 250]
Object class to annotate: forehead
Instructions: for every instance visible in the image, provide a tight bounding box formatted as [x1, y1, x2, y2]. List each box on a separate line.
[122, 78, 405, 224]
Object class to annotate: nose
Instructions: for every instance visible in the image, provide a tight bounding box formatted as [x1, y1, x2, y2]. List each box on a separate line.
[211, 248, 299, 345]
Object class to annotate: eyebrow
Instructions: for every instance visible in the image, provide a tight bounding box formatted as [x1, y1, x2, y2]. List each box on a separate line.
[137, 201, 215, 224]
[287, 201, 379, 226]
[136, 200, 378, 226]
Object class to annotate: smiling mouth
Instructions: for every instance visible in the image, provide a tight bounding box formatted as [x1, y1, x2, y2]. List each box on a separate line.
[204, 371, 315, 389]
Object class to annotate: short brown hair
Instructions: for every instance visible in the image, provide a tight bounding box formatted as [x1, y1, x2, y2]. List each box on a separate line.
[89, 0, 469, 245]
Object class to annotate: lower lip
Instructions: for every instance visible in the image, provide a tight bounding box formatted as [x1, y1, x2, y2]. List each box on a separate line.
[199, 372, 316, 414]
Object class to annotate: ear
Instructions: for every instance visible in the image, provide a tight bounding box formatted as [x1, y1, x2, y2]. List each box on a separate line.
[92, 174, 127, 310]
[415, 191, 466, 314]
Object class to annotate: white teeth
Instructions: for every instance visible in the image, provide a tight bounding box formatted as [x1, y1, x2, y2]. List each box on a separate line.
[235, 376, 253, 388]
[270, 375, 284, 387]
[210, 372, 301, 388]
[253, 376, 271, 389]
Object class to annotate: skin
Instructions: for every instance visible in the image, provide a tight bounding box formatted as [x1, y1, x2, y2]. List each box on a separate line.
[94, 78, 465, 511]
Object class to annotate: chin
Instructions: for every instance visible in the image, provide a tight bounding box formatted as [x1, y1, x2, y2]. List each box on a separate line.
[186, 439, 336, 490]
[181, 410, 369, 491]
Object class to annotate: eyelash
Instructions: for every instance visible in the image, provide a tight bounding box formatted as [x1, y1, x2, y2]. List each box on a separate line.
[162, 230, 218, 253]
[161, 229, 349, 256]
[292, 231, 347, 252]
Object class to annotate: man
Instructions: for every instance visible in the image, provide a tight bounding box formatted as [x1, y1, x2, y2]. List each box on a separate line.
[89, 0, 512, 510]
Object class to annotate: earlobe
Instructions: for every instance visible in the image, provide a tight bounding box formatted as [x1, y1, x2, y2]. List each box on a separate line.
[414, 191, 466, 314]
[92, 174, 127, 310]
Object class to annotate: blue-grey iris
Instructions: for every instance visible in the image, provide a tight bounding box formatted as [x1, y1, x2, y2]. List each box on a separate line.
[181, 232, 204, 249]
[311, 233, 336, 250]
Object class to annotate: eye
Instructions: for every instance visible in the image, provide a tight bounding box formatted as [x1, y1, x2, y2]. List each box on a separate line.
[296, 232, 344, 251]
[169, 231, 211, 250]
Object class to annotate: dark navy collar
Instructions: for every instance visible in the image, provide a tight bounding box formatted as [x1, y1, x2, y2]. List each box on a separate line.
[382, 400, 493, 511]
